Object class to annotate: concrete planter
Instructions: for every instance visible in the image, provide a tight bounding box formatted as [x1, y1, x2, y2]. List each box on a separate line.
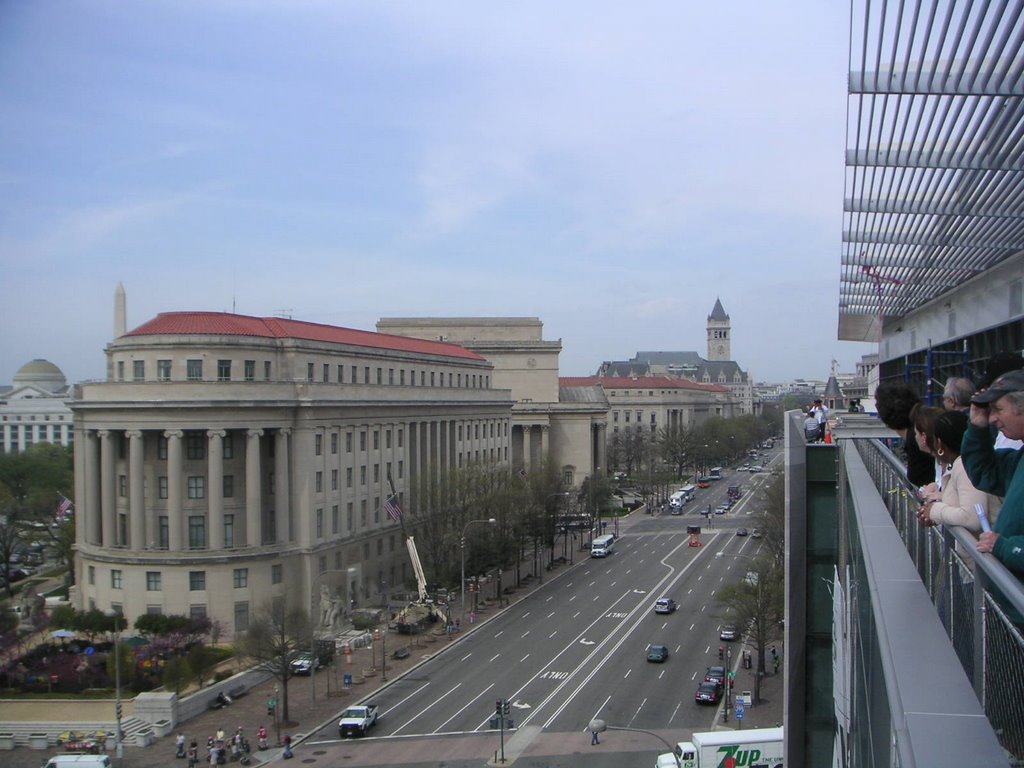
[134, 729, 155, 747]
[0, 733, 15, 750]
[28, 733, 49, 750]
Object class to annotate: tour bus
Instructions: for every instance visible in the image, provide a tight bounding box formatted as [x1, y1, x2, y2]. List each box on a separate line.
[591, 534, 615, 558]
[679, 484, 697, 499]
[709, 467, 723, 480]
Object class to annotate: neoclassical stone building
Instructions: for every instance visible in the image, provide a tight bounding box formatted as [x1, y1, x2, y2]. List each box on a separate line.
[1, 359, 75, 453]
[72, 311, 512, 637]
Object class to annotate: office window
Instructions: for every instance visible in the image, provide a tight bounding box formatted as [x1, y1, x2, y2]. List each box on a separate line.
[332, 504, 339, 534]
[386, 461, 392, 482]
[400, 369, 405, 385]
[234, 602, 249, 633]
[431, 371, 436, 386]
[360, 431, 366, 451]
[360, 499, 367, 525]
[421, 371, 426, 386]
[132, 360, 145, 381]
[346, 502, 353, 531]
[185, 431, 205, 460]
[158, 476, 168, 499]
[187, 359, 203, 380]
[146, 572, 162, 591]
[223, 475, 234, 498]
[376, 367, 382, 385]
[190, 605, 207, 619]
[187, 476, 205, 499]
[398, 429, 404, 447]
[364, 366, 370, 384]
[315, 471, 323, 492]
[374, 497, 380, 523]
[117, 361, 125, 381]
[118, 475, 127, 497]
[223, 433, 234, 459]
[268, 471, 275, 494]
[360, 466, 366, 485]
[157, 359, 172, 381]
[224, 515, 234, 548]
[331, 469, 338, 490]
[159, 516, 169, 548]
[373, 431, 380, 450]
[307, 362, 314, 382]
[88, 566, 96, 585]
[373, 464, 380, 483]
[315, 434, 322, 455]
[398, 460, 403, 479]
[331, 433, 338, 454]
[217, 359, 231, 381]
[334, 551, 342, 570]
[189, 571, 206, 590]
[157, 435, 168, 459]
[233, 568, 248, 588]
[386, 430, 392, 449]
[316, 508, 323, 538]
[338, 365, 344, 383]
[346, 433, 353, 452]
[111, 570, 123, 589]
[318, 555, 327, 574]
[351, 365, 357, 383]
[377, 539, 383, 556]
[346, 467, 353, 488]
[244, 360, 255, 381]
[323, 363, 329, 383]
[264, 361, 272, 380]
[271, 564, 282, 584]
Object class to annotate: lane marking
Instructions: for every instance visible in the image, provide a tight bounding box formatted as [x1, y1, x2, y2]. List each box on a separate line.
[391, 682, 462, 735]
[432, 682, 495, 733]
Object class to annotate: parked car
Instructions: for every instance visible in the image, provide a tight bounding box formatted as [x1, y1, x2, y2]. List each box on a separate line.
[646, 644, 670, 663]
[751, 528, 763, 538]
[289, 651, 322, 675]
[714, 505, 729, 515]
[720, 624, 738, 641]
[694, 680, 723, 705]
[654, 598, 677, 614]
[736, 528, 748, 537]
[704, 665, 727, 685]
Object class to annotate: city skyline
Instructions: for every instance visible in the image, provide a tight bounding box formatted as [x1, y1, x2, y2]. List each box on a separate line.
[1, 2, 876, 386]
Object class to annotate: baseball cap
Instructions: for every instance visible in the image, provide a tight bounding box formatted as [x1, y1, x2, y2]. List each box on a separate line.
[971, 369, 1024, 404]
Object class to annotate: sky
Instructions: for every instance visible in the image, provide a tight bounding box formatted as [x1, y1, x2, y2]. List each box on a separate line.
[0, 1, 877, 387]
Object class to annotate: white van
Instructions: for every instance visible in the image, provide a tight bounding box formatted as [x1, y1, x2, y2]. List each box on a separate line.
[591, 534, 615, 558]
[43, 756, 113, 768]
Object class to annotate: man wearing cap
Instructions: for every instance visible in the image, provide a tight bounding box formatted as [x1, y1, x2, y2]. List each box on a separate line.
[961, 369, 1024, 569]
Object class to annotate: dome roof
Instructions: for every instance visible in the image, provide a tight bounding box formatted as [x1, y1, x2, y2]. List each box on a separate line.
[13, 359, 67, 391]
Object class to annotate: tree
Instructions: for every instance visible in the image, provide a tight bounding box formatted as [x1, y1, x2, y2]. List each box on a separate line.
[187, 644, 217, 688]
[236, 599, 311, 724]
[717, 553, 785, 704]
[162, 656, 192, 696]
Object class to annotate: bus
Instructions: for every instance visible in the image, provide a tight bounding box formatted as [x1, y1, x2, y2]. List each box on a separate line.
[709, 467, 723, 480]
[591, 534, 615, 558]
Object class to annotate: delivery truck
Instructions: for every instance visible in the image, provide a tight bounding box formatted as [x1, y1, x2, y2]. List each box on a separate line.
[655, 726, 783, 768]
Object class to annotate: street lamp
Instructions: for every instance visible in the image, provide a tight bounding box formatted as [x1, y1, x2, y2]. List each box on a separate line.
[104, 610, 124, 763]
[461, 518, 497, 623]
[587, 720, 680, 767]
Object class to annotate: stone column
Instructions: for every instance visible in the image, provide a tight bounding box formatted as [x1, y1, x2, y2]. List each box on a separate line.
[246, 429, 264, 547]
[207, 430, 226, 550]
[98, 430, 116, 547]
[596, 423, 607, 475]
[540, 424, 549, 459]
[165, 430, 183, 551]
[522, 425, 533, 472]
[274, 428, 291, 544]
[127, 430, 145, 550]
[84, 429, 101, 545]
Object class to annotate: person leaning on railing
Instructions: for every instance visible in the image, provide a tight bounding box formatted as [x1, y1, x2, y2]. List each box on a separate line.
[917, 409, 1002, 533]
[960, 370, 1024, 569]
[875, 381, 936, 487]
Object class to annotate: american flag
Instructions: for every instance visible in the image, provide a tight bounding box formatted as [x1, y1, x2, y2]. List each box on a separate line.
[56, 494, 73, 522]
[384, 494, 402, 522]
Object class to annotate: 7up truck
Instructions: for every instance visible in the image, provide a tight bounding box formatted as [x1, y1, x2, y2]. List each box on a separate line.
[655, 727, 783, 768]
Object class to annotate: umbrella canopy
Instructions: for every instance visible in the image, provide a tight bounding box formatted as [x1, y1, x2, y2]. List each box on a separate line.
[49, 629, 76, 639]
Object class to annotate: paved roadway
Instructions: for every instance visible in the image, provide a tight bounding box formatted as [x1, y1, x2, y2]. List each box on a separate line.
[6, 454, 781, 768]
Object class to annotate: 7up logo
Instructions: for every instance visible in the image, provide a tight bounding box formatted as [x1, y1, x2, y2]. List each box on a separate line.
[717, 746, 762, 767]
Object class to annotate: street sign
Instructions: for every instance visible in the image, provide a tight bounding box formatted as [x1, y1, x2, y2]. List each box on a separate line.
[343, 673, 352, 686]
[736, 705, 745, 720]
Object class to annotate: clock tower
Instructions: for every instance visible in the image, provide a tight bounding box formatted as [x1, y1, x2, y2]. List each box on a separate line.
[707, 298, 731, 362]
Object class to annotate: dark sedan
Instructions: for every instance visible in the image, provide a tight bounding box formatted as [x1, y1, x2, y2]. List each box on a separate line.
[694, 680, 723, 704]
[646, 644, 670, 663]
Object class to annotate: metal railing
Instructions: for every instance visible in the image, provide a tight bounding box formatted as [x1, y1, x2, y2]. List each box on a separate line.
[854, 436, 1024, 763]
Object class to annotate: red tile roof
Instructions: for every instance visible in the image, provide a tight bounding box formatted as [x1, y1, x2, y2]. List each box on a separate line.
[560, 375, 729, 393]
[125, 312, 486, 361]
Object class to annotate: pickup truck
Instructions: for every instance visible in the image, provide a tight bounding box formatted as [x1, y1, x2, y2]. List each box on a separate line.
[338, 703, 379, 737]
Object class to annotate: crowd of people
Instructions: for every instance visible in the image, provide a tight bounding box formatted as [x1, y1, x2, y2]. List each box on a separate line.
[174, 724, 279, 766]
[874, 352, 1024, 577]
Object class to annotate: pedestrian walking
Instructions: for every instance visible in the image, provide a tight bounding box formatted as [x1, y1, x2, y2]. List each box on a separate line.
[591, 730, 600, 745]
[773, 656, 780, 675]
[283, 734, 293, 759]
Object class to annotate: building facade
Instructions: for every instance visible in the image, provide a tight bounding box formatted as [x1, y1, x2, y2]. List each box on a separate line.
[0, 359, 75, 454]
[72, 311, 512, 637]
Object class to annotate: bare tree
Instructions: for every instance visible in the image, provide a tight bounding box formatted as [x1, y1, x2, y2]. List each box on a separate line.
[236, 599, 311, 723]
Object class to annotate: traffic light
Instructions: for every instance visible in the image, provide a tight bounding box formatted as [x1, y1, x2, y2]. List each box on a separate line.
[115, 703, 122, 720]
[718, 646, 724, 660]
[503, 700, 511, 716]
[268, 698, 277, 716]
[496, 700, 503, 716]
